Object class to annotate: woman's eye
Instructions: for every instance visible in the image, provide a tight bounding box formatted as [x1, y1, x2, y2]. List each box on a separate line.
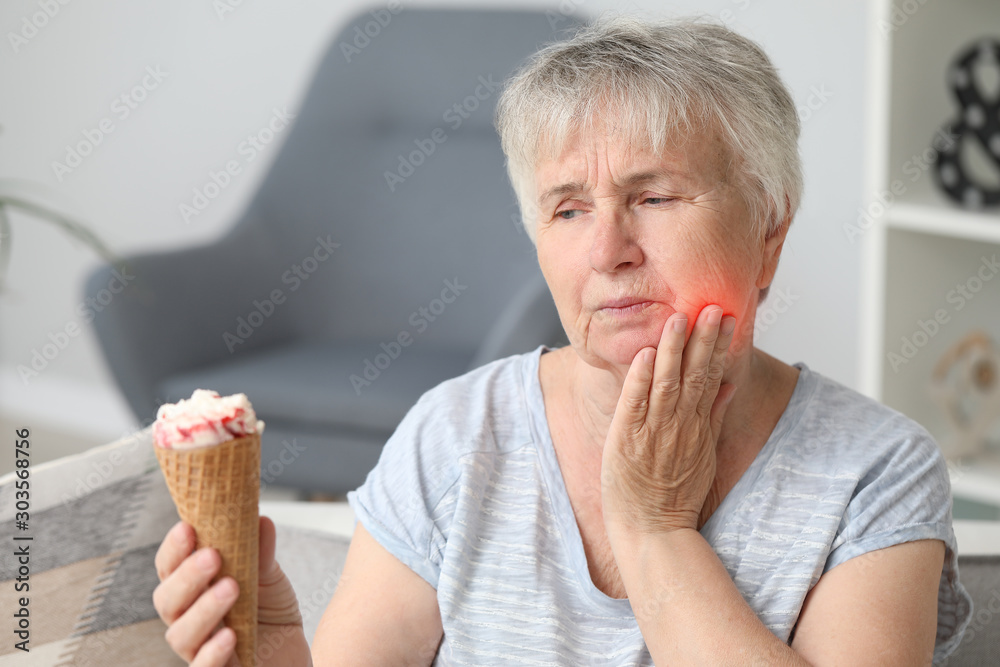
[643, 197, 674, 205]
[557, 209, 582, 220]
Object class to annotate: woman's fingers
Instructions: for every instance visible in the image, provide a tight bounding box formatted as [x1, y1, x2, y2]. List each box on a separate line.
[648, 312, 688, 423]
[163, 576, 240, 662]
[677, 305, 724, 417]
[153, 520, 269, 666]
[616, 345, 656, 433]
[710, 383, 738, 445]
[155, 520, 194, 582]
[259, 515, 277, 577]
[153, 546, 222, 625]
[189, 626, 238, 667]
[694, 314, 736, 419]
[258, 515, 305, 627]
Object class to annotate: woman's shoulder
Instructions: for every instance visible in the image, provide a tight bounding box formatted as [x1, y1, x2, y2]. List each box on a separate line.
[780, 361, 945, 474]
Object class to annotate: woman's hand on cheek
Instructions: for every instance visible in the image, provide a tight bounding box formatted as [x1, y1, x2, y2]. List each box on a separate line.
[600, 305, 737, 542]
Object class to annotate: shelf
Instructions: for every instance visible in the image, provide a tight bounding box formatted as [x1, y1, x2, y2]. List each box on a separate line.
[888, 207, 1000, 245]
[879, 229, 1000, 435]
[866, 0, 1000, 513]
[887, 182, 1000, 245]
[950, 452, 1000, 507]
[885, 0, 1000, 199]
[953, 519, 1000, 555]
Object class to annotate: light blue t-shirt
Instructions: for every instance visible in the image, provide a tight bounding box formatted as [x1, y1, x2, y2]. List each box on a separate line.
[346, 345, 972, 665]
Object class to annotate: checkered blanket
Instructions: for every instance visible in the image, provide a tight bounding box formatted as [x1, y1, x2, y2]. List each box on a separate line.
[0, 428, 348, 666]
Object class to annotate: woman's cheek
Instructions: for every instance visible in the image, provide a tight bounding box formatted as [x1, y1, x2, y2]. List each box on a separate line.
[671, 264, 746, 318]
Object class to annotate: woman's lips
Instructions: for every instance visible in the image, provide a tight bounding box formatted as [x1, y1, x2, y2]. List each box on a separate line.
[598, 299, 656, 317]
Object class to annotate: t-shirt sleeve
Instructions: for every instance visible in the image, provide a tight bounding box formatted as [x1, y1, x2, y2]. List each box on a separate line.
[345, 391, 460, 590]
[824, 422, 972, 660]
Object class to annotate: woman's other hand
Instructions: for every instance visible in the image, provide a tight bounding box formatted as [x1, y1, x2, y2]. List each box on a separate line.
[153, 515, 311, 666]
[600, 305, 737, 539]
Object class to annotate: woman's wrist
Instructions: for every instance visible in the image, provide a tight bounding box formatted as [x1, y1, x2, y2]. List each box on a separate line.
[604, 507, 700, 546]
[256, 623, 312, 667]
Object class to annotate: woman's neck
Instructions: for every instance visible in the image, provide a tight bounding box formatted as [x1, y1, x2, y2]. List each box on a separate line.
[554, 342, 775, 463]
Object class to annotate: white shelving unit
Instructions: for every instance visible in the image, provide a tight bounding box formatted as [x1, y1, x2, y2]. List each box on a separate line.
[860, 0, 1000, 519]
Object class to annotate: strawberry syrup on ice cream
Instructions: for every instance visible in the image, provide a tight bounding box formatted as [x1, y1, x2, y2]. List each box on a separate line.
[153, 389, 264, 449]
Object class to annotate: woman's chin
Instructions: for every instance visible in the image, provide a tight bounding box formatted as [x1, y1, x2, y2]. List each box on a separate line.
[585, 329, 664, 369]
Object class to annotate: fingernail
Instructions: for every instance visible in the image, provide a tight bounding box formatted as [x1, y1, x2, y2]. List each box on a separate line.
[214, 578, 237, 601]
[198, 548, 216, 572]
[707, 308, 722, 326]
[170, 521, 187, 545]
[721, 316, 736, 336]
[217, 627, 235, 647]
[673, 315, 687, 333]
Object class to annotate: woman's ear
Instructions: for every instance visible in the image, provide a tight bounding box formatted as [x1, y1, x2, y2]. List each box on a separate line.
[756, 198, 793, 292]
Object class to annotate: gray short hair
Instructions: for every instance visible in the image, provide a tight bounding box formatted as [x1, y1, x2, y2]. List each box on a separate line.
[495, 15, 803, 244]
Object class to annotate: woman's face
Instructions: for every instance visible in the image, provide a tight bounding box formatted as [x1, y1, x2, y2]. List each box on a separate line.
[534, 122, 780, 372]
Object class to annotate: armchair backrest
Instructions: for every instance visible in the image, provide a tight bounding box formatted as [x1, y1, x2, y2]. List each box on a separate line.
[229, 8, 582, 350]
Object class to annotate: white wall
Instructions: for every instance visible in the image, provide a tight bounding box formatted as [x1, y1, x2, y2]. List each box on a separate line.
[0, 0, 868, 441]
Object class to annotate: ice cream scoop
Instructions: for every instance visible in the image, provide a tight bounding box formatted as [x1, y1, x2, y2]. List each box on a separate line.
[153, 389, 264, 449]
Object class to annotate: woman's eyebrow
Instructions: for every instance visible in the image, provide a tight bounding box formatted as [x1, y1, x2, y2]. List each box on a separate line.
[538, 181, 587, 206]
[538, 169, 682, 206]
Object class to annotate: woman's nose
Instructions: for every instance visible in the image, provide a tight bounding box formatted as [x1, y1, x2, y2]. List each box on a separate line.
[589, 206, 643, 272]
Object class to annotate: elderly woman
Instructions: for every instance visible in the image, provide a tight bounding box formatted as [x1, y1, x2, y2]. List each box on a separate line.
[153, 16, 972, 666]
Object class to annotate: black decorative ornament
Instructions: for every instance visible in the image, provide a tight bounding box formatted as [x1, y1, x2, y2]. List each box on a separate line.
[933, 38, 1000, 209]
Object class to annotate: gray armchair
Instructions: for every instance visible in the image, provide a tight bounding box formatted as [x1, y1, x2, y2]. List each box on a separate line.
[939, 554, 1000, 665]
[85, 8, 577, 495]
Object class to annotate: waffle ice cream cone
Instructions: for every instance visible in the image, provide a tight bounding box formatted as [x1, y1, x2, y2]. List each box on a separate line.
[153, 390, 264, 667]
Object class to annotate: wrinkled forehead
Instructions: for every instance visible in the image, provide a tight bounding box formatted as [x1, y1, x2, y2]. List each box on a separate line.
[532, 111, 734, 199]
